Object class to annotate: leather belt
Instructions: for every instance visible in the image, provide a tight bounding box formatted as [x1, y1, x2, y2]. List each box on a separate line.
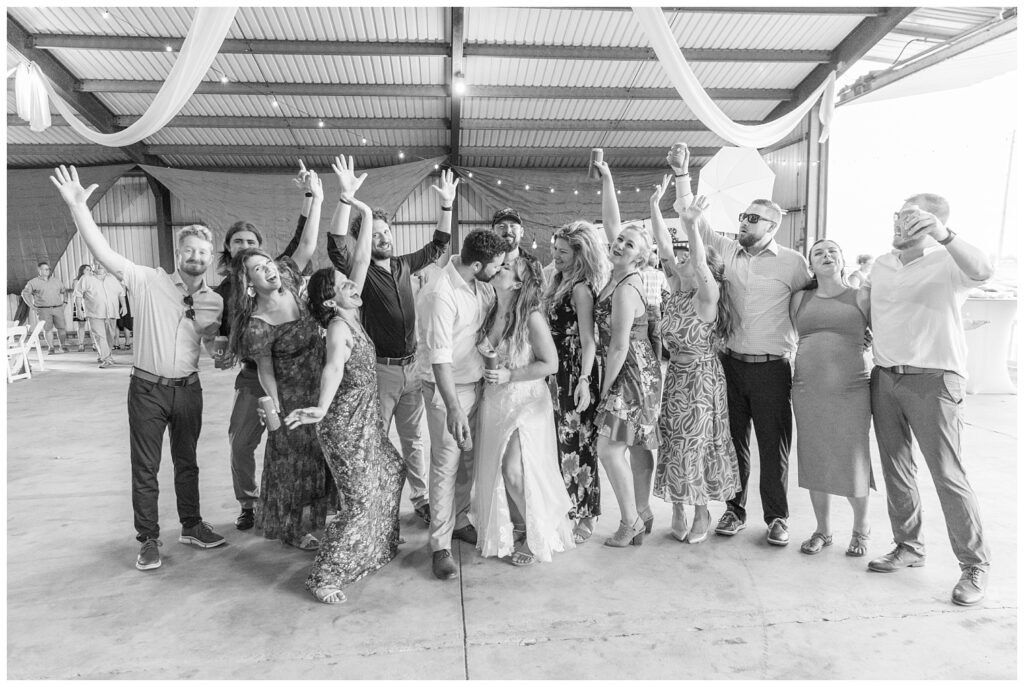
[376, 353, 416, 366]
[726, 349, 788, 364]
[132, 368, 199, 387]
[885, 365, 946, 375]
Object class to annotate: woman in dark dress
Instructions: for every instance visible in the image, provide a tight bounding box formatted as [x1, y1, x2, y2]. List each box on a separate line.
[544, 220, 608, 544]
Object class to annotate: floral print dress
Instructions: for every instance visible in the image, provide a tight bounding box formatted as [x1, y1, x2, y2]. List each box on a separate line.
[547, 280, 602, 520]
[306, 317, 405, 593]
[593, 274, 662, 450]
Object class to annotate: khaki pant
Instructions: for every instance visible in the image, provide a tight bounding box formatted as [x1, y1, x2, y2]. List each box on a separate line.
[377, 361, 428, 508]
[870, 367, 990, 570]
[88, 317, 111, 360]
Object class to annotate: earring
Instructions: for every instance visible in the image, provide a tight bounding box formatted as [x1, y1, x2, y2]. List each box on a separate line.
[246, 285, 256, 298]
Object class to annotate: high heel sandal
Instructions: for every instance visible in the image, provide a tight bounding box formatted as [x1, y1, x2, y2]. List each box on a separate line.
[670, 503, 689, 542]
[685, 509, 710, 545]
[604, 516, 645, 548]
[639, 507, 654, 534]
[846, 530, 870, 557]
[573, 517, 596, 545]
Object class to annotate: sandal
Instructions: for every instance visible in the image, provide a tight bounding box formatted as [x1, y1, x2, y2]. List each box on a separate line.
[573, 517, 596, 544]
[288, 533, 320, 551]
[511, 540, 536, 567]
[846, 530, 870, 557]
[670, 503, 688, 542]
[800, 532, 833, 555]
[312, 586, 346, 604]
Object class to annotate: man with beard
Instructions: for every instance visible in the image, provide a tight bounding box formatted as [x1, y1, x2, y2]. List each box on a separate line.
[417, 229, 507, 580]
[492, 207, 531, 264]
[52, 165, 226, 572]
[327, 168, 460, 526]
[672, 152, 810, 545]
[20, 261, 68, 354]
[865, 194, 992, 606]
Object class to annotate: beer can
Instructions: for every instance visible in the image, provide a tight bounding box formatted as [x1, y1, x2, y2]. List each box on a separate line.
[588, 148, 603, 180]
[258, 396, 281, 431]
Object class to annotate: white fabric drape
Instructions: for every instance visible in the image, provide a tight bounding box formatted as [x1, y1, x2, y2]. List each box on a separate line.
[34, 7, 237, 145]
[632, 7, 836, 147]
[15, 62, 52, 132]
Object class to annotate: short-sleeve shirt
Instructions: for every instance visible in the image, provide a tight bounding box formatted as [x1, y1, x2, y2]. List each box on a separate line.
[98, 275, 125, 316]
[415, 257, 495, 385]
[699, 226, 811, 356]
[640, 268, 668, 309]
[868, 246, 985, 377]
[22, 276, 65, 307]
[121, 261, 222, 378]
[75, 274, 112, 319]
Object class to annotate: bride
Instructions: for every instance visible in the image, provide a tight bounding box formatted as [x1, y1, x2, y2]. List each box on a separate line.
[472, 254, 575, 565]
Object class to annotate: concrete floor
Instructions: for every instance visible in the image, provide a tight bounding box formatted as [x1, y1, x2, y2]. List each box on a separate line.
[5, 349, 1018, 679]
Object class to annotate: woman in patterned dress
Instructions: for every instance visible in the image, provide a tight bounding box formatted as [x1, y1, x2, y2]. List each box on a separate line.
[545, 221, 608, 544]
[285, 267, 405, 604]
[592, 160, 664, 548]
[649, 178, 739, 544]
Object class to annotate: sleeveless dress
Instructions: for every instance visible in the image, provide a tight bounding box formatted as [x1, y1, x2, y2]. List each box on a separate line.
[593, 274, 662, 450]
[654, 289, 739, 504]
[792, 288, 874, 498]
[243, 312, 332, 543]
[472, 336, 576, 562]
[547, 280, 602, 520]
[306, 317, 406, 592]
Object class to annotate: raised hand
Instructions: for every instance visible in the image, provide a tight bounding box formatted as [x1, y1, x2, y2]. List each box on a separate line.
[593, 159, 611, 180]
[284, 407, 326, 429]
[667, 142, 690, 173]
[307, 169, 324, 201]
[293, 159, 312, 192]
[905, 210, 947, 242]
[332, 155, 368, 201]
[650, 173, 672, 207]
[430, 169, 460, 206]
[49, 165, 98, 207]
[680, 195, 709, 227]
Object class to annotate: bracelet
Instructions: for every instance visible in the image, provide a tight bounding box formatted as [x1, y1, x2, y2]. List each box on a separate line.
[441, 206, 452, 212]
[338, 197, 352, 205]
[937, 228, 956, 246]
[579, 375, 590, 382]
[675, 173, 690, 179]
[304, 192, 312, 198]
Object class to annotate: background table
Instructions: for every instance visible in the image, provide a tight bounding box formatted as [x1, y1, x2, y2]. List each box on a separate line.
[963, 296, 1017, 394]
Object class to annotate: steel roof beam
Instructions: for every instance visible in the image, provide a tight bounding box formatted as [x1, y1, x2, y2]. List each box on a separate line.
[461, 118, 757, 131]
[465, 45, 831, 62]
[460, 146, 718, 159]
[113, 116, 448, 130]
[560, 7, 885, 14]
[469, 86, 790, 100]
[766, 6, 916, 119]
[6, 17, 159, 166]
[449, 8, 465, 167]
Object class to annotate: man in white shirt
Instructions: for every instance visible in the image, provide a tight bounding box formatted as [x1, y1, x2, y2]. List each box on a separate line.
[417, 229, 507, 580]
[864, 193, 993, 607]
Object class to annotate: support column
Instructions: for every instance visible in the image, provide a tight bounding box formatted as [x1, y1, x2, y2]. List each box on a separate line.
[147, 175, 174, 271]
[804, 103, 829, 246]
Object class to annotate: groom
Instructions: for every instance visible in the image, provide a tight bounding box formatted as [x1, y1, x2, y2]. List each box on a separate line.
[416, 229, 507, 580]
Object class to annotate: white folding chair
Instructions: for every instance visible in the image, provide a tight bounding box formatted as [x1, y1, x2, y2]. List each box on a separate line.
[23, 320, 47, 372]
[7, 326, 31, 383]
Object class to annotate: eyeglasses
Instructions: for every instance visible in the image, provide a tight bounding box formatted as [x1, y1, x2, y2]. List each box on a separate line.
[738, 212, 776, 225]
[183, 295, 195, 321]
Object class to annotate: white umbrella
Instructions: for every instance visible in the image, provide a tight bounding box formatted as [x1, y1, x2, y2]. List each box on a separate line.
[696, 147, 776, 234]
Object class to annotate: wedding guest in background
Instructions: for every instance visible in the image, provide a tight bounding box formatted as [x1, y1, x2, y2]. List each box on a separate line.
[847, 253, 874, 288]
[21, 260, 68, 354]
[70, 264, 94, 352]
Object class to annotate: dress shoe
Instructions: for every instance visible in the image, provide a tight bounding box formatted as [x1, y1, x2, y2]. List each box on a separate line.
[432, 549, 458, 580]
[715, 511, 746, 536]
[235, 508, 255, 531]
[766, 518, 790, 546]
[670, 503, 688, 542]
[867, 544, 925, 572]
[604, 516, 645, 547]
[951, 565, 988, 606]
[452, 524, 478, 545]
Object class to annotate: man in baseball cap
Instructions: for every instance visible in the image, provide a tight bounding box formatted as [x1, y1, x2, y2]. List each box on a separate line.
[492, 207, 529, 263]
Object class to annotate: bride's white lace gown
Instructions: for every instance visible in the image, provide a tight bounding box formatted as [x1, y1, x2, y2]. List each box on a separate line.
[471, 338, 576, 562]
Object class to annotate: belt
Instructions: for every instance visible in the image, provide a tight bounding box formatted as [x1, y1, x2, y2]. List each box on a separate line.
[376, 353, 416, 366]
[132, 368, 199, 387]
[885, 365, 946, 375]
[39, 304, 64, 308]
[726, 350, 788, 364]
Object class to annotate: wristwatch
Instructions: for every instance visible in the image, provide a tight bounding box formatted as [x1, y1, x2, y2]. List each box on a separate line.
[937, 228, 956, 246]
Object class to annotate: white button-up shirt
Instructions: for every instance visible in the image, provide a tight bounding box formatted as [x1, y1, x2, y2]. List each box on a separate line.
[415, 257, 495, 385]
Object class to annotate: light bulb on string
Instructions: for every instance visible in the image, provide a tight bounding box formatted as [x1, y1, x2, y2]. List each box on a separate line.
[597, 190, 601, 195]
[220, 75, 229, 84]
[434, 164, 439, 170]
[467, 172, 473, 178]
[497, 180, 502, 186]
[271, 100, 279, 108]
[573, 189, 578, 195]
[361, 137, 367, 144]
[549, 188, 554, 194]
[398, 151, 405, 159]
[525, 184, 530, 190]
[317, 119, 325, 128]
[102, 10, 110, 18]
[531, 240, 538, 250]
[165, 45, 173, 52]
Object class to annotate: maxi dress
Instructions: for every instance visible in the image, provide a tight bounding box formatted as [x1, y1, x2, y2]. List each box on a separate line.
[792, 288, 874, 498]
[306, 317, 406, 592]
[243, 312, 332, 543]
[472, 337, 576, 562]
[547, 280, 602, 520]
[653, 289, 740, 504]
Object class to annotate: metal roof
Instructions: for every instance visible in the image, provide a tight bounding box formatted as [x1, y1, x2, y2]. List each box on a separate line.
[6, 6, 1014, 172]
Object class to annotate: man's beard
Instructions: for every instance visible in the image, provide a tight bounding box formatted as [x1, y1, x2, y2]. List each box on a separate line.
[371, 246, 392, 261]
[737, 232, 759, 248]
[502, 233, 520, 251]
[179, 260, 208, 276]
[476, 269, 496, 283]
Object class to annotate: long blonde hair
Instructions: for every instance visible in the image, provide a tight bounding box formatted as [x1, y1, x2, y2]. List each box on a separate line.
[478, 254, 545, 358]
[544, 220, 609, 308]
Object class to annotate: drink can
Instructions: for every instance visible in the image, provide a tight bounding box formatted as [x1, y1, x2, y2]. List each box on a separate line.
[258, 395, 281, 431]
[588, 148, 603, 180]
[213, 335, 228, 356]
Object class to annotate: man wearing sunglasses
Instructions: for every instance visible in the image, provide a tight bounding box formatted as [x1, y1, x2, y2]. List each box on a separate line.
[671, 148, 810, 547]
[864, 194, 992, 606]
[52, 165, 226, 573]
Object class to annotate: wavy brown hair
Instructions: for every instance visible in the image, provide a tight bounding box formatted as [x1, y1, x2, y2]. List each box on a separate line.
[226, 248, 302, 362]
[478, 253, 545, 358]
[544, 220, 609, 310]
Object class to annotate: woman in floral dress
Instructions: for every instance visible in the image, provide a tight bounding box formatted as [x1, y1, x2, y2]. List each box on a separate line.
[545, 221, 608, 543]
[649, 177, 739, 544]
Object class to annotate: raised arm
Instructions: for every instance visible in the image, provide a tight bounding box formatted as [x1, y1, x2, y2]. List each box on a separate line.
[667, 142, 695, 214]
[50, 166, 127, 279]
[279, 160, 313, 258]
[347, 197, 373, 292]
[593, 159, 621, 244]
[649, 174, 685, 294]
[906, 211, 994, 282]
[288, 169, 323, 271]
[680, 197, 721, 323]
[326, 155, 368, 273]
[431, 169, 458, 238]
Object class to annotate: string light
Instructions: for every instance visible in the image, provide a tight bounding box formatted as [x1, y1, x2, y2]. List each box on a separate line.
[317, 119, 324, 128]
[524, 184, 530, 190]
[101, 10, 110, 18]
[398, 151, 405, 159]
[573, 189, 578, 195]
[434, 164, 439, 170]
[467, 172, 473, 178]
[361, 137, 367, 144]
[220, 75, 229, 84]
[531, 240, 538, 250]
[549, 188, 554, 193]
[597, 190, 601, 195]
[635, 187, 640, 193]
[271, 100, 279, 108]
[164, 45, 173, 52]
[497, 180, 502, 185]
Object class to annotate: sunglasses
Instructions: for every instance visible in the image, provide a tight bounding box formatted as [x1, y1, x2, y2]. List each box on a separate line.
[183, 295, 196, 321]
[738, 212, 776, 225]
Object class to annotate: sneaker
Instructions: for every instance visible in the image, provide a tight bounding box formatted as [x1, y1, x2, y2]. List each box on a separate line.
[951, 566, 988, 606]
[414, 502, 431, 525]
[715, 511, 746, 536]
[136, 538, 162, 570]
[867, 543, 926, 572]
[51, 347, 64, 355]
[179, 521, 226, 548]
[767, 518, 790, 546]
[235, 508, 255, 531]
[99, 358, 114, 369]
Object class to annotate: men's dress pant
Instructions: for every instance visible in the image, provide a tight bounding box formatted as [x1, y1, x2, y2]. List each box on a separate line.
[88, 316, 111, 360]
[104, 317, 118, 348]
[128, 376, 204, 542]
[722, 356, 793, 525]
[377, 361, 428, 508]
[422, 380, 481, 552]
[870, 367, 990, 570]
[228, 366, 265, 509]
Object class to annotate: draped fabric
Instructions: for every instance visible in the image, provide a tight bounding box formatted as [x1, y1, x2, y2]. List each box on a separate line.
[141, 157, 443, 260]
[14, 63, 51, 133]
[32, 8, 237, 144]
[632, 7, 836, 147]
[6, 164, 135, 292]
